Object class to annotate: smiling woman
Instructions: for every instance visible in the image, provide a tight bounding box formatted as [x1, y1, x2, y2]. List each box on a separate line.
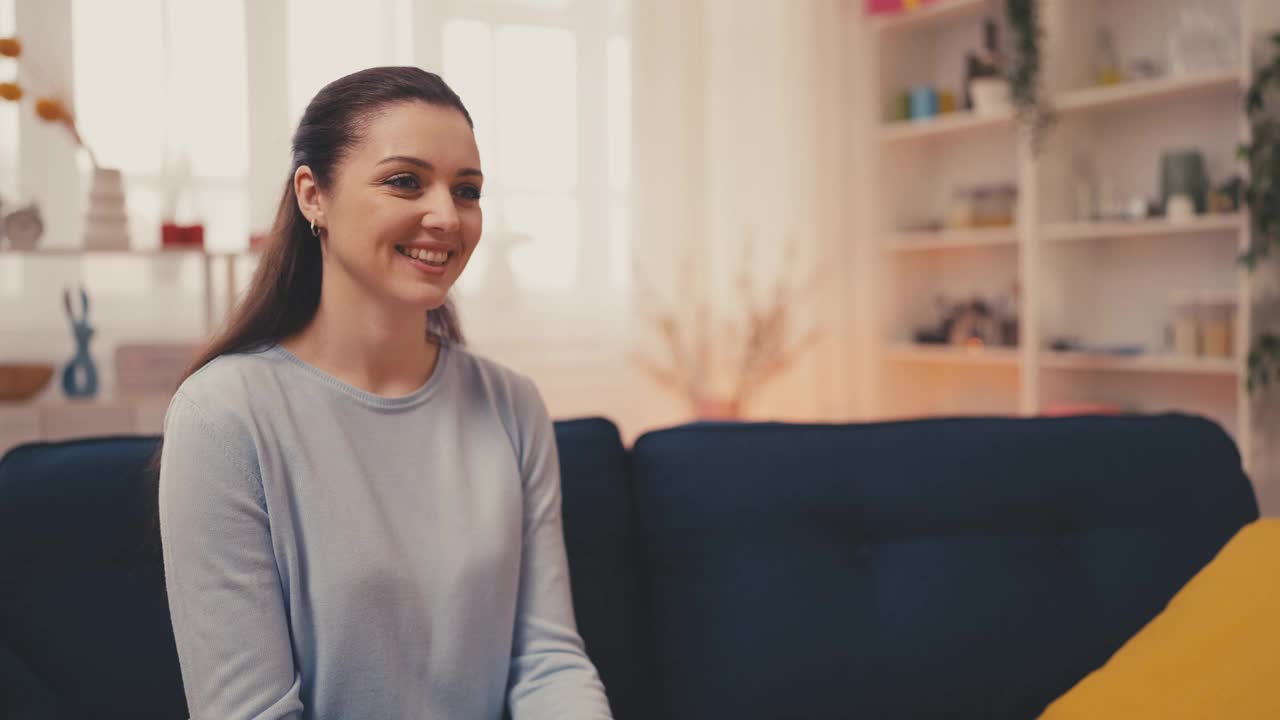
[151, 67, 614, 719]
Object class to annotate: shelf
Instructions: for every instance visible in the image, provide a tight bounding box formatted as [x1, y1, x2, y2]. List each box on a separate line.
[1041, 213, 1245, 242]
[1052, 71, 1242, 115]
[1040, 351, 1237, 377]
[885, 343, 1021, 367]
[0, 247, 246, 257]
[886, 227, 1018, 252]
[880, 109, 1014, 144]
[1, 394, 171, 409]
[872, 0, 989, 33]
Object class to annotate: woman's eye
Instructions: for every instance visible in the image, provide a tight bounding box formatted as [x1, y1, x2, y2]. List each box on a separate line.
[385, 174, 420, 190]
[455, 185, 482, 202]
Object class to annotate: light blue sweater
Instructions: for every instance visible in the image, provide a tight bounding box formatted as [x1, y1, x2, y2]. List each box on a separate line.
[158, 342, 613, 719]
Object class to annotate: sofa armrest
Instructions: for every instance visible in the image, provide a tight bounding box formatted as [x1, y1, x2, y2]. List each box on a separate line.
[0, 642, 64, 720]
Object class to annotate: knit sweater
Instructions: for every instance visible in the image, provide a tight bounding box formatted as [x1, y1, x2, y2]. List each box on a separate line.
[158, 342, 613, 719]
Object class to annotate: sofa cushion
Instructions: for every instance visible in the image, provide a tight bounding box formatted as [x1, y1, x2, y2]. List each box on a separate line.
[0, 436, 186, 719]
[554, 418, 655, 720]
[1040, 519, 1280, 718]
[0, 642, 64, 720]
[629, 413, 1258, 720]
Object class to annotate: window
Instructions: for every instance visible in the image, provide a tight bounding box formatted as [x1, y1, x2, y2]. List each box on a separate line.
[285, 0, 412, 129]
[61, 0, 631, 296]
[72, 0, 250, 251]
[438, 0, 631, 296]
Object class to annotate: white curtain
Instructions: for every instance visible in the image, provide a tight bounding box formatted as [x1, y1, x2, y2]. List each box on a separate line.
[632, 0, 855, 422]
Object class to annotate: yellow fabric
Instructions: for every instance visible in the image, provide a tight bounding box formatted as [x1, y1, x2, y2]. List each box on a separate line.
[1041, 519, 1280, 719]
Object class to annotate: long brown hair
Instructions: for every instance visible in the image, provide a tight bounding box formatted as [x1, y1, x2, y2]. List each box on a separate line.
[145, 67, 474, 550]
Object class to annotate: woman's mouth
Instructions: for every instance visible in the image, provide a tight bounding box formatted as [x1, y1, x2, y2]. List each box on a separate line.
[395, 245, 454, 275]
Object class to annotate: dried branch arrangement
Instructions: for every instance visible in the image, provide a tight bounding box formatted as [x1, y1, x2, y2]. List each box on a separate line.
[632, 235, 821, 418]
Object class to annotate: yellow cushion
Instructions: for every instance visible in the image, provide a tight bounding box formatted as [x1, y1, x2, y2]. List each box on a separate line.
[1040, 519, 1280, 719]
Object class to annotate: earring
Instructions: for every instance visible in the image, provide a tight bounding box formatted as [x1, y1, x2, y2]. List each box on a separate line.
[310, 218, 321, 238]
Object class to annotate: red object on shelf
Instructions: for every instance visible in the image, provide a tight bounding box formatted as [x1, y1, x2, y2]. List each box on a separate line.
[161, 223, 205, 250]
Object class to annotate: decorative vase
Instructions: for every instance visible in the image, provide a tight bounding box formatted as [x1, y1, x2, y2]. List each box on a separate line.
[694, 396, 740, 421]
[61, 287, 99, 398]
[969, 77, 1012, 116]
[84, 167, 130, 250]
[1160, 150, 1208, 214]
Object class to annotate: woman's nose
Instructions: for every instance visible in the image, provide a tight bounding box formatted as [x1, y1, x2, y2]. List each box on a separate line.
[421, 186, 460, 234]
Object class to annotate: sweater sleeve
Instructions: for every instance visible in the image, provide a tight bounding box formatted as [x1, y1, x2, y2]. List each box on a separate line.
[159, 391, 305, 720]
[505, 377, 614, 720]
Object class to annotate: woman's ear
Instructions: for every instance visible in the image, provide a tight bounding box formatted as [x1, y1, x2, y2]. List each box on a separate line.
[294, 165, 324, 229]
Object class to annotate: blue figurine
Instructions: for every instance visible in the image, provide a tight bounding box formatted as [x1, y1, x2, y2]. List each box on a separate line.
[61, 286, 99, 398]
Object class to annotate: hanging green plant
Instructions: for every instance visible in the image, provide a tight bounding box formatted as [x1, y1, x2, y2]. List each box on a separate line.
[1005, 0, 1054, 152]
[1239, 33, 1280, 392]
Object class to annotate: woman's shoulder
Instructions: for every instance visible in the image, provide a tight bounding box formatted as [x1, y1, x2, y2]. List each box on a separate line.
[166, 346, 282, 441]
[446, 343, 542, 406]
[174, 346, 278, 407]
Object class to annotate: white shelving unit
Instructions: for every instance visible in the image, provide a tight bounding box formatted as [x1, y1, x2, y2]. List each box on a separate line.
[872, 0, 991, 33]
[1040, 350, 1238, 376]
[862, 0, 1270, 468]
[1052, 70, 1241, 114]
[886, 227, 1020, 252]
[886, 342, 1021, 367]
[0, 247, 259, 456]
[1042, 213, 1245, 242]
[0, 247, 254, 335]
[880, 108, 1016, 142]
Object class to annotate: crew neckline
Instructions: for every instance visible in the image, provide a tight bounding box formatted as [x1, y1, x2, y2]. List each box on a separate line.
[266, 341, 450, 410]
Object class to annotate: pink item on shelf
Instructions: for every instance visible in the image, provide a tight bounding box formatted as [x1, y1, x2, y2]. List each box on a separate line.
[1040, 403, 1124, 418]
[865, 0, 937, 16]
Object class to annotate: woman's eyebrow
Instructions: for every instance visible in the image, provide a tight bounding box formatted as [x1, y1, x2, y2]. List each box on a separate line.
[377, 155, 483, 178]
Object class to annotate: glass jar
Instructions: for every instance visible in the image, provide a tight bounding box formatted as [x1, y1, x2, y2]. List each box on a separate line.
[945, 187, 976, 229]
[1199, 293, 1236, 358]
[1170, 292, 1200, 357]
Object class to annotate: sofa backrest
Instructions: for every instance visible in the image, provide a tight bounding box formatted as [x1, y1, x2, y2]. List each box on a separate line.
[549, 418, 655, 720]
[627, 413, 1258, 720]
[0, 436, 185, 719]
[0, 414, 1259, 720]
[0, 421, 654, 720]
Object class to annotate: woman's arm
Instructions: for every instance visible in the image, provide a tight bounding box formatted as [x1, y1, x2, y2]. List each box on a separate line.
[506, 377, 614, 720]
[159, 391, 304, 719]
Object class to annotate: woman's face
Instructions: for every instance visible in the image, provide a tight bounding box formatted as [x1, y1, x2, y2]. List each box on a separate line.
[305, 101, 483, 312]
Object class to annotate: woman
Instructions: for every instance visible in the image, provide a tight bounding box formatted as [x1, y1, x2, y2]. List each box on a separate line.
[158, 67, 613, 719]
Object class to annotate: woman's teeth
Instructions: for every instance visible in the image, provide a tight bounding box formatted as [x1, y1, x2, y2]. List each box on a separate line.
[396, 246, 450, 265]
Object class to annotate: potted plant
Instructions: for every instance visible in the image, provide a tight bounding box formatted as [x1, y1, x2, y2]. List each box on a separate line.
[1005, 0, 1054, 152]
[1240, 33, 1280, 392]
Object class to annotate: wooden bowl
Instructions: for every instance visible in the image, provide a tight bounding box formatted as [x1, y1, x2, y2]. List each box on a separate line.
[0, 363, 55, 402]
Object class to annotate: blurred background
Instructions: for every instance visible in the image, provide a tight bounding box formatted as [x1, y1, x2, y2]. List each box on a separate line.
[0, 0, 1277, 512]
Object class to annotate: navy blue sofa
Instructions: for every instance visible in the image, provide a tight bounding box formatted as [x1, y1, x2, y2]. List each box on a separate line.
[0, 413, 1258, 719]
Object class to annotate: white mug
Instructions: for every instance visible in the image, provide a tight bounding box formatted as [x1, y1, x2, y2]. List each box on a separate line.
[1166, 194, 1195, 223]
